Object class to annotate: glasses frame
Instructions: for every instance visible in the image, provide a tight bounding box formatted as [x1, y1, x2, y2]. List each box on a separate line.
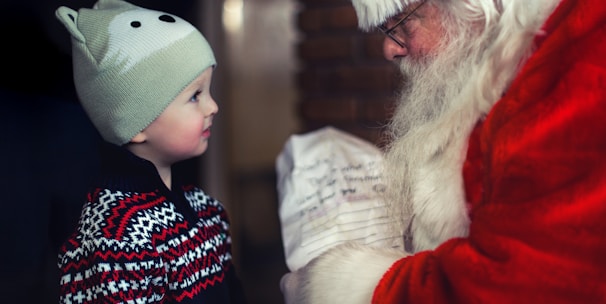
[378, 0, 428, 48]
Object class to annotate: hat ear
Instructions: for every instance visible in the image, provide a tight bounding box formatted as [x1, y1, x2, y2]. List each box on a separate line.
[55, 7, 85, 42]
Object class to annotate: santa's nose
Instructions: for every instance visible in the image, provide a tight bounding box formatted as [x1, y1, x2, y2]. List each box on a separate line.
[383, 37, 407, 61]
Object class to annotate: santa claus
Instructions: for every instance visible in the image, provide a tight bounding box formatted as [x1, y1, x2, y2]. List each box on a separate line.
[281, 0, 606, 302]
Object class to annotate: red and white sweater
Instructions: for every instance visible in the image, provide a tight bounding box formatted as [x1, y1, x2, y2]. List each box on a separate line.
[58, 143, 246, 303]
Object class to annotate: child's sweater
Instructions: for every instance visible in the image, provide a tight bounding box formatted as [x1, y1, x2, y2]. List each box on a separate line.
[58, 143, 246, 303]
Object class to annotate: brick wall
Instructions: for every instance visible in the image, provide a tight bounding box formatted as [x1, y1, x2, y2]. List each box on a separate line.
[296, 0, 402, 147]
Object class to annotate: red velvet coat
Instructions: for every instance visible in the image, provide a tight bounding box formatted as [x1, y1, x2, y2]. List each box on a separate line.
[373, 0, 606, 302]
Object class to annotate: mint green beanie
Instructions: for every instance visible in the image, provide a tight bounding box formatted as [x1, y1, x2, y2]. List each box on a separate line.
[55, 0, 216, 145]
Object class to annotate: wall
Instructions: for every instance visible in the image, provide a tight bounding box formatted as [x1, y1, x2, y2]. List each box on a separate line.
[219, 0, 300, 303]
[222, 0, 401, 303]
[296, 0, 400, 147]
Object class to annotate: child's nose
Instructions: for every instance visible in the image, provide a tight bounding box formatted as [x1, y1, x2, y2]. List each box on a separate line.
[204, 98, 218, 116]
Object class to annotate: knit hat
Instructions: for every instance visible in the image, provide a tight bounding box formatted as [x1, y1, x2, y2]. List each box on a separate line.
[55, 0, 216, 145]
[351, 0, 421, 30]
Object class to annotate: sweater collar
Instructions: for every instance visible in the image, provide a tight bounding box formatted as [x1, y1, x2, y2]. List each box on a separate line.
[98, 142, 173, 193]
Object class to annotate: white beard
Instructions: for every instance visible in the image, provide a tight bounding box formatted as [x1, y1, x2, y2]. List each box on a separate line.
[382, 24, 482, 252]
[381, 0, 559, 252]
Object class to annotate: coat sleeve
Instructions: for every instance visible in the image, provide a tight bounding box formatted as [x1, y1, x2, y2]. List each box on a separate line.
[373, 0, 606, 302]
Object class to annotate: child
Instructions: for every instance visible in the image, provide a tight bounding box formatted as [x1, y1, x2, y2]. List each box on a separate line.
[55, 0, 247, 303]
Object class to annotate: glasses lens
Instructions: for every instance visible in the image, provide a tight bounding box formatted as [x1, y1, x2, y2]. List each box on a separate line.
[378, 21, 404, 47]
[378, 23, 389, 32]
[377, 0, 426, 47]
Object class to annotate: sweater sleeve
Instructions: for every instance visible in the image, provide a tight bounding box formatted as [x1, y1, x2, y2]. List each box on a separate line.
[373, 0, 606, 302]
[58, 188, 169, 303]
[59, 236, 167, 303]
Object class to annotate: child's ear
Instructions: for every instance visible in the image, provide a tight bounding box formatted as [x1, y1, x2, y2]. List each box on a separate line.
[130, 132, 147, 144]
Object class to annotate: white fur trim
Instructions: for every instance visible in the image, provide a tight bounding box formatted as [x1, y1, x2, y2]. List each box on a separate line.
[283, 242, 407, 304]
[409, 117, 473, 251]
[351, 0, 423, 30]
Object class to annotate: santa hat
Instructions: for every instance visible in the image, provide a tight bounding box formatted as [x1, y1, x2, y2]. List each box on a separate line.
[351, 0, 421, 30]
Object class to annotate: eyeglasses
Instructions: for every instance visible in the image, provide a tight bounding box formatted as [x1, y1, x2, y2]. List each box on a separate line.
[377, 0, 428, 48]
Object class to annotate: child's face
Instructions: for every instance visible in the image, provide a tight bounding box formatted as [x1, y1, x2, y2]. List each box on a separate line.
[137, 67, 218, 165]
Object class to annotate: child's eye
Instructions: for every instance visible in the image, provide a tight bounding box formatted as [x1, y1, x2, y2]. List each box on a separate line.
[189, 90, 202, 102]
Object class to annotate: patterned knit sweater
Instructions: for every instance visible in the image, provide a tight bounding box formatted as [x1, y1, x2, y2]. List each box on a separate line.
[58, 143, 246, 303]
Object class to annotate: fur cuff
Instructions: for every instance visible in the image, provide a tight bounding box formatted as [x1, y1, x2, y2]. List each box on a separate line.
[283, 242, 407, 304]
